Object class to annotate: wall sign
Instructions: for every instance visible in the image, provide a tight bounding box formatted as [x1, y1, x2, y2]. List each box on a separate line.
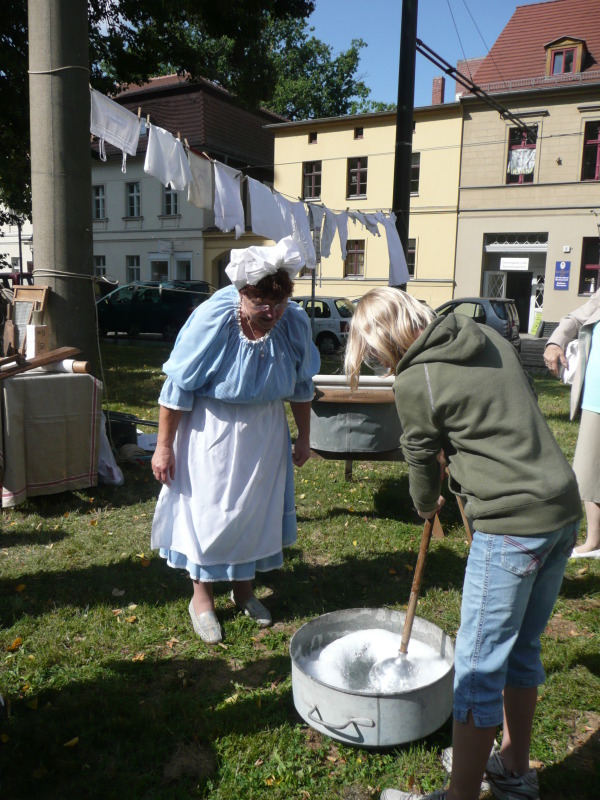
[554, 260, 570, 291]
[500, 257, 529, 271]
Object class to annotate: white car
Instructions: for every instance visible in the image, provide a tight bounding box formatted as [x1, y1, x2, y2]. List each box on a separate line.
[292, 296, 355, 355]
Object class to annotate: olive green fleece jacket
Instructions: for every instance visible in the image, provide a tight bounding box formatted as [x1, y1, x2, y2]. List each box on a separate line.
[393, 314, 582, 535]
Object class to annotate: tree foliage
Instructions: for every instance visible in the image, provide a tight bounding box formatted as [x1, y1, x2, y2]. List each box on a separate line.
[0, 0, 392, 220]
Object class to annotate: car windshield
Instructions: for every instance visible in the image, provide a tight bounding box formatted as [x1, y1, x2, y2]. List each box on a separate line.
[335, 299, 355, 318]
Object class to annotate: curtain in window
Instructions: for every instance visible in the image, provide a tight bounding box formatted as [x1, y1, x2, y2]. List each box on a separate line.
[507, 148, 536, 175]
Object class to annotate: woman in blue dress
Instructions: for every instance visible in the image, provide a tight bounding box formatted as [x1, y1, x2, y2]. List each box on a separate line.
[151, 238, 320, 643]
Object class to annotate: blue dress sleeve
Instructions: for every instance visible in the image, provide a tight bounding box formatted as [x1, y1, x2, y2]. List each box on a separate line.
[281, 302, 321, 402]
[161, 286, 238, 394]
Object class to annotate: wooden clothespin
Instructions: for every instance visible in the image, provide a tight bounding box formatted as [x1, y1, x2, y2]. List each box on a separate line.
[184, 138, 190, 150]
[146, 113, 150, 126]
[137, 107, 141, 120]
[176, 131, 181, 140]
[201, 151, 212, 161]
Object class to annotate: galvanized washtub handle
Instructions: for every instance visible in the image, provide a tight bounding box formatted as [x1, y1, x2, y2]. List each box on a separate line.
[307, 706, 376, 731]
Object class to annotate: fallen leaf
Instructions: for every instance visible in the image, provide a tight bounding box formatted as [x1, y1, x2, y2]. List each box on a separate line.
[112, 588, 125, 597]
[15, 584, 26, 593]
[166, 638, 179, 649]
[254, 758, 264, 766]
[89, 520, 98, 526]
[388, 568, 397, 575]
[63, 512, 70, 518]
[217, 642, 228, 650]
[404, 564, 414, 572]
[141, 558, 151, 567]
[63, 737, 79, 748]
[125, 615, 137, 624]
[127, 603, 138, 610]
[352, 540, 358, 547]
[326, 755, 337, 763]
[224, 694, 239, 704]
[132, 653, 145, 662]
[7, 637, 22, 652]
[299, 493, 306, 500]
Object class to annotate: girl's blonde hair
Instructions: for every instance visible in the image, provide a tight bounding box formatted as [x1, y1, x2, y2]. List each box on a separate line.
[344, 287, 436, 389]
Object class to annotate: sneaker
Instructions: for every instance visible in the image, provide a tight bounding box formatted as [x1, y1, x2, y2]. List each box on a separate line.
[380, 790, 446, 800]
[486, 751, 539, 800]
[188, 601, 222, 644]
[230, 590, 272, 627]
[570, 547, 600, 558]
[442, 741, 497, 792]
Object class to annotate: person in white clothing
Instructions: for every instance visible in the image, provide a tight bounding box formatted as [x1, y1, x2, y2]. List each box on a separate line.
[151, 238, 320, 643]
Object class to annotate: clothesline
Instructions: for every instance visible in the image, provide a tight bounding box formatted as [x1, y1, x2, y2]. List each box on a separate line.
[89, 86, 409, 285]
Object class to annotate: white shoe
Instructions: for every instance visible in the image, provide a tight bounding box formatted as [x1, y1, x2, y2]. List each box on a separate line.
[570, 547, 600, 559]
[380, 790, 445, 800]
[230, 590, 272, 627]
[188, 601, 222, 644]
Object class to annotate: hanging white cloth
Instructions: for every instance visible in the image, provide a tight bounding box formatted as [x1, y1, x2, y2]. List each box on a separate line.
[349, 210, 380, 236]
[213, 161, 245, 239]
[320, 208, 338, 258]
[273, 192, 316, 269]
[308, 204, 326, 234]
[335, 212, 349, 260]
[248, 178, 288, 242]
[507, 147, 536, 175]
[144, 124, 193, 190]
[90, 88, 141, 172]
[187, 150, 213, 209]
[375, 211, 410, 286]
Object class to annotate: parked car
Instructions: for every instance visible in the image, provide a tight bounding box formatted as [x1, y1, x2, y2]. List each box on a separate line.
[434, 297, 521, 351]
[292, 296, 355, 354]
[97, 280, 215, 340]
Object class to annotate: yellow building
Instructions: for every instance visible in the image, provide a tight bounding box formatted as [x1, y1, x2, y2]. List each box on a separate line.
[270, 101, 462, 308]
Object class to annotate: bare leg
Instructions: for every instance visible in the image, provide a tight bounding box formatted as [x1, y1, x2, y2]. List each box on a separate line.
[445, 713, 497, 800]
[231, 579, 255, 604]
[498, 685, 538, 775]
[192, 580, 214, 614]
[574, 501, 600, 553]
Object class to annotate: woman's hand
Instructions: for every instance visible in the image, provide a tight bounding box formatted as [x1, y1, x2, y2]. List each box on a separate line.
[418, 496, 445, 520]
[152, 445, 176, 486]
[544, 343, 567, 377]
[293, 437, 311, 467]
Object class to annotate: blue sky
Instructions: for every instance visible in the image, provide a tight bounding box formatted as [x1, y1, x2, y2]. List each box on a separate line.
[308, 0, 544, 107]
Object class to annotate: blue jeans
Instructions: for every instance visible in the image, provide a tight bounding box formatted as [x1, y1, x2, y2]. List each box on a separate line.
[453, 522, 579, 728]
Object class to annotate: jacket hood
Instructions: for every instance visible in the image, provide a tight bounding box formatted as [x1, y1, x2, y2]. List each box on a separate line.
[397, 313, 486, 372]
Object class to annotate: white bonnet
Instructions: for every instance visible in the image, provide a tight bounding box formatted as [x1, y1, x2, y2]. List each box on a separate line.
[225, 236, 305, 290]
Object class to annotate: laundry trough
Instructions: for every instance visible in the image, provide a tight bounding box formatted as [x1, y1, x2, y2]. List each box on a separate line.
[310, 374, 402, 455]
[290, 608, 455, 749]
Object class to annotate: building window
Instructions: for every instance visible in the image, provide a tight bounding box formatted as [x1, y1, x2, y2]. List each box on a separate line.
[551, 48, 576, 74]
[303, 161, 322, 199]
[163, 187, 178, 216]
[411, 153, 421, 195]
[126, 182, 141, 217]
[581, 121, 600, 181]
[347, 157, 368, 197]
[308, 131, 318, 144]
[506, 126, 537, 184]
[407, 238, 416, 277]
[126, 255, 140, 283]
[354, 126, 364, 139]
[579, 238, 600, 295]
[344, 240, 365, 277]
[93, 255, 106, 276]
[92, 185, 105, 219]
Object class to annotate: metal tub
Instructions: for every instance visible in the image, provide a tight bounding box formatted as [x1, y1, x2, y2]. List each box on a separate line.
[290, 608, 454, 749]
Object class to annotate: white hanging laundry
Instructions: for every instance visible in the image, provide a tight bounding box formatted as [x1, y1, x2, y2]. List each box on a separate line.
[187, 150, 213, 209]
[308, 204, 326, 234]
[375, 211, 410, 286]
[248, 178, 288, 242]
[273, 192, 316, 269]
[90, 88, 141, 172]
[144, 124, 193, 190]
[335, 212, 349, 260]
[213, 161, 245, 238]
[320, 208, 338, 258]
[349, 210, 380, 236]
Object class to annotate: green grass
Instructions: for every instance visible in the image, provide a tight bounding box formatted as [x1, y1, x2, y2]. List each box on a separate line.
[1, 342, 599, 799]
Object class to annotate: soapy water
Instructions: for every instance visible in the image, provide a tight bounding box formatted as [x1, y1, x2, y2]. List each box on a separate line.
[298, 628, 449, 693]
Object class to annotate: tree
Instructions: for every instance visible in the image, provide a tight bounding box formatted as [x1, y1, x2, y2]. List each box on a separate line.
[261, 17, 394, 120]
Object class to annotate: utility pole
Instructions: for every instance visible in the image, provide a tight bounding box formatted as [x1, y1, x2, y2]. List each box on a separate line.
[28, 0, 98, 372]
[392, 0, 419, 266]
